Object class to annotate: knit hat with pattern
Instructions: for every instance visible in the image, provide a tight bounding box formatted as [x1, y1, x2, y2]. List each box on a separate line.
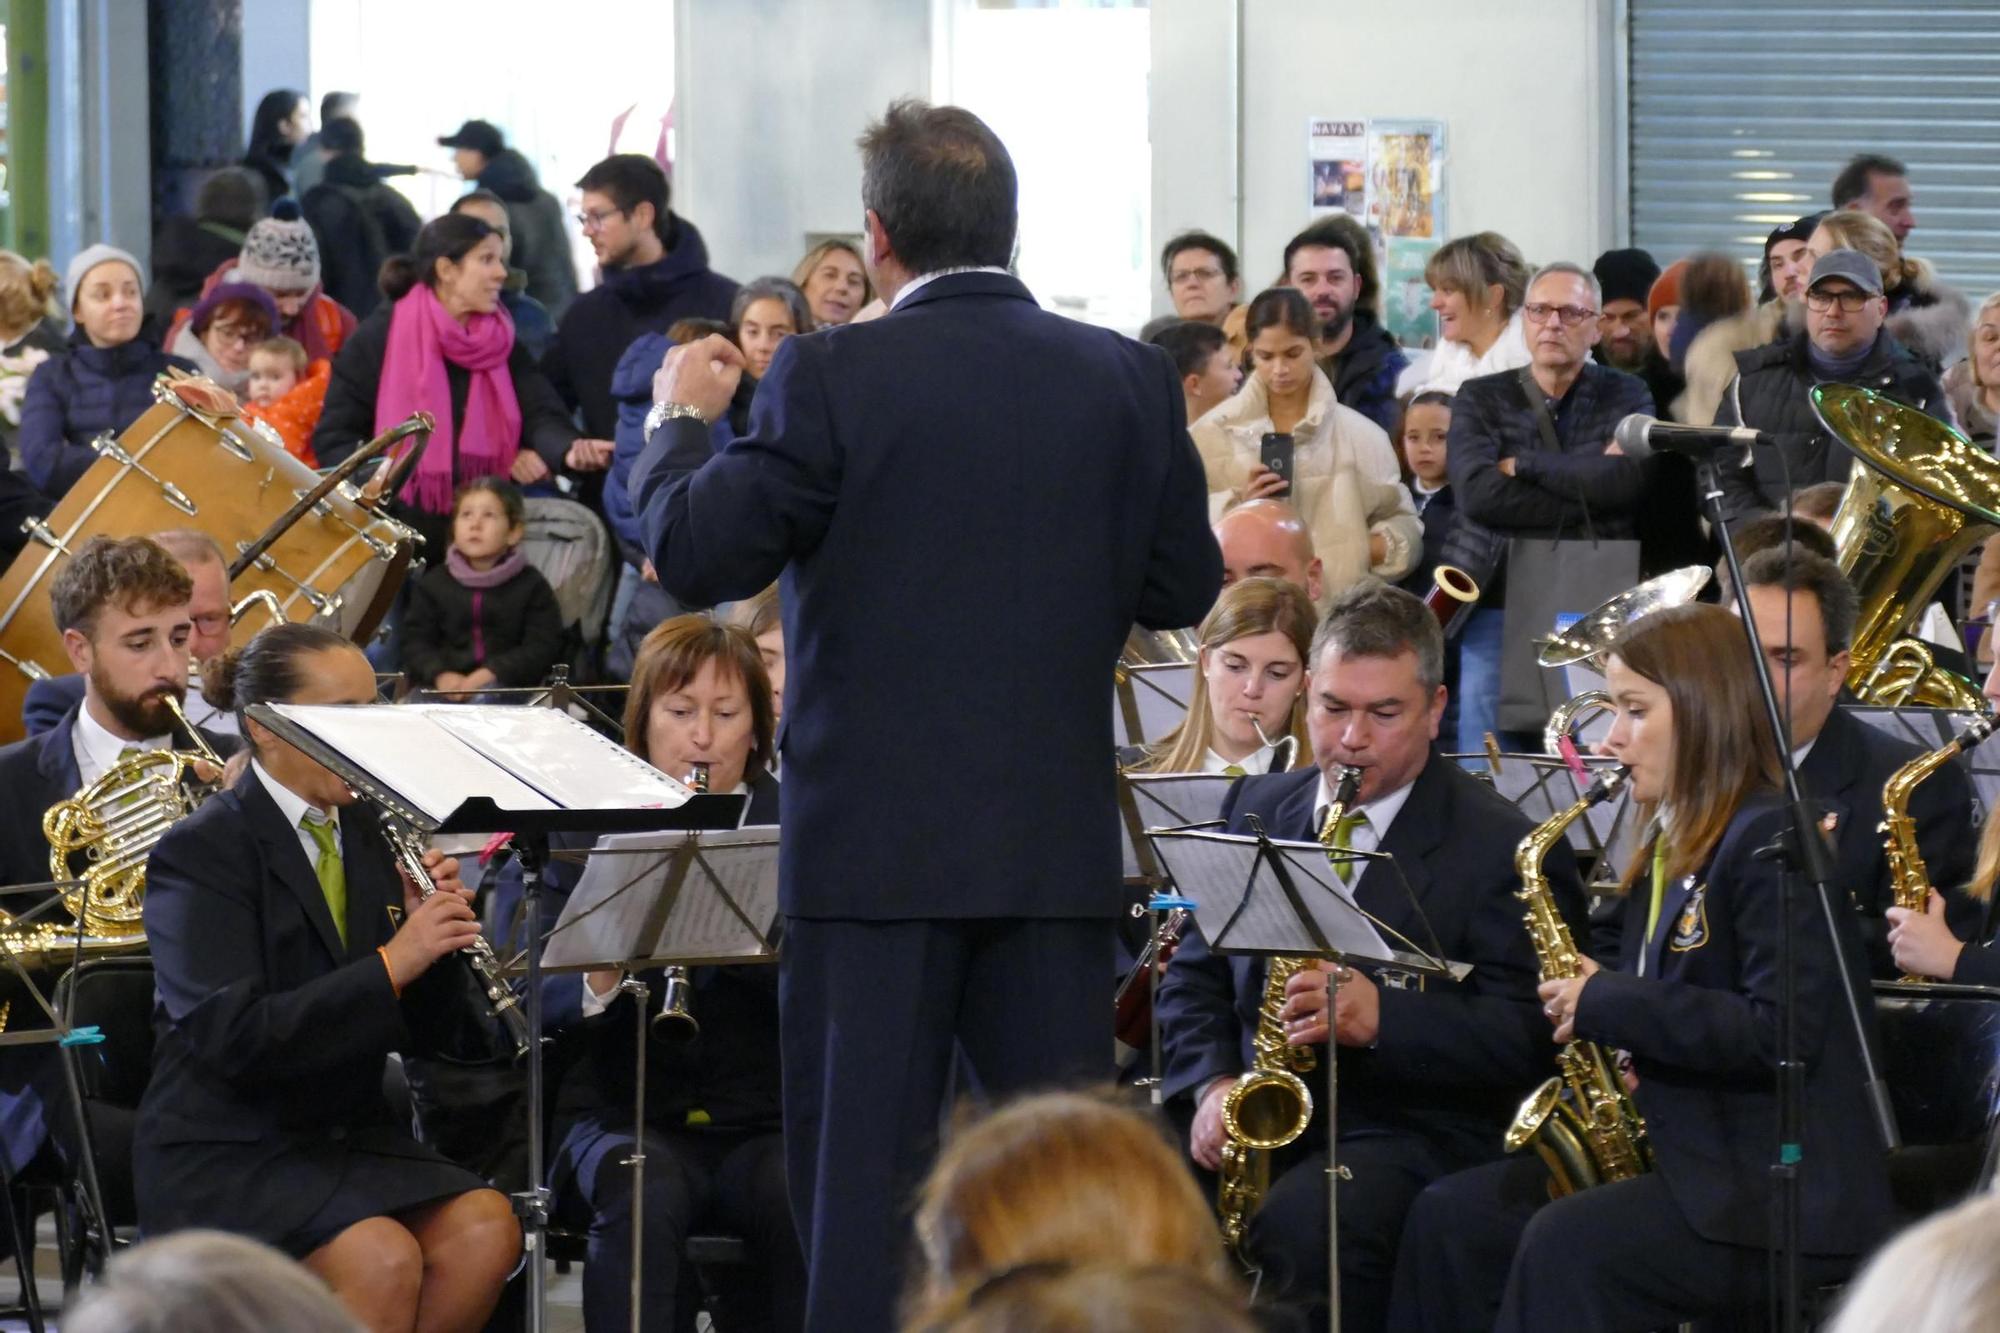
[235, 198, 321, 291]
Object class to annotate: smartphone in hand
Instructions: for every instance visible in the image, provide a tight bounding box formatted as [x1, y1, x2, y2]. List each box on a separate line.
[1259, 432, 1296, 490]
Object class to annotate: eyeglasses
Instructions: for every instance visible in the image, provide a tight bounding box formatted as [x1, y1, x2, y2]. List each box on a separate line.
[1171, 265, 1224, 285]
[1522, 303, 1599, 328]
[205, 323, 262, 348]
[575, 206, 627, 233]
[1805, 289, 1874, 313]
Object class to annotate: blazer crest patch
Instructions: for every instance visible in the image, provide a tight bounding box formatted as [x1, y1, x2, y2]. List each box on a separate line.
[1668, 878, 1708, 953]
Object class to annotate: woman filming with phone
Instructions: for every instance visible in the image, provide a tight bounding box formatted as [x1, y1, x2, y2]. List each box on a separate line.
[1190, 287, 1421, 600]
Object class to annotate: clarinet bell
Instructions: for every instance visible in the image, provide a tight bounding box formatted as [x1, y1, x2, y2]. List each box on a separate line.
[649, 967, 700, 1044]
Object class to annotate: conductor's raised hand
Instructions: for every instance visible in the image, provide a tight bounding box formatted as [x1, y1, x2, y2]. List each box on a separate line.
[653, 335, 746, 425]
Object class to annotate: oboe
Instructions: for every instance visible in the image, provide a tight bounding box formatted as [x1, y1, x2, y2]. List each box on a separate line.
[379, 811, 533, 1063]
[650, 762, 705, 1044]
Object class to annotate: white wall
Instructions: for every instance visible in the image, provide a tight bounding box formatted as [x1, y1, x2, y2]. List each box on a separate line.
[1151, 0, 1621, 315]
[47, 0, 151, 270]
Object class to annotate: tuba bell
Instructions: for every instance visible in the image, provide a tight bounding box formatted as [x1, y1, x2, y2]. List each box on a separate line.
[1536, 566, 1711, 756]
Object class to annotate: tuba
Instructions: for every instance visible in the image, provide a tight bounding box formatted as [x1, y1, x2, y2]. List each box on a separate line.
[1880, 713, 1998, 982]
[1820, 384, 2000, 710]
[1537, 567, 1711, 755]
[1503, 766, 1653, 1196]
[1214, 764, 1359, 1256]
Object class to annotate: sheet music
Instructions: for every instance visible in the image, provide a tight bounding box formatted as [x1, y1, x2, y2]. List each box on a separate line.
[1119, 771, 1236, 878]
[1112, 664, 1195, 749]
[406, 704, 692, 810]
[266, 704, 554, 823]
[543, 826, 779, 971]
[675, 831, 783, 959]
[1150, 831, 1395, 964]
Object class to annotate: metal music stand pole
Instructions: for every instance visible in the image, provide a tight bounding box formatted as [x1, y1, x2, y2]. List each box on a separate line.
[617, 975, 652, 1333]
[514, 833, 553, 1333]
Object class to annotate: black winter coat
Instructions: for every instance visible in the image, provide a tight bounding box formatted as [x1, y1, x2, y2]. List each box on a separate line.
[301, 155, 424, 318]
[400, 557, 565, 689]
[476, 151, 577, 320]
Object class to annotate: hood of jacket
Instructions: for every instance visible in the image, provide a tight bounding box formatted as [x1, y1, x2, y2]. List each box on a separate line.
[602, 217, 721, 310]
[611, 331, 674, 406]
[477, 149, 543, 204]
[1886, 267, 1973, 371]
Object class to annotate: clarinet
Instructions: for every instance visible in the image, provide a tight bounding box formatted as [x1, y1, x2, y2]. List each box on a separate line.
[649, 762, 705, 1043]
[379, 811, 533, 1063]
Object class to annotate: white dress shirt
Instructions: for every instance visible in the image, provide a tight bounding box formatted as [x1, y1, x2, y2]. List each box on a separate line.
[251, 758, 338, 870]
[1202, 742, 1281, 776]
[1311, 769, 1419, 861]
[889, 266, 1013, 309]
[71, 704, 169, 788]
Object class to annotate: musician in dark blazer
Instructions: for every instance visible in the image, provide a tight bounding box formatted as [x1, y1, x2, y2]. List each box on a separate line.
[1389, 604, 1894, 1332]
[1156, 583, 1585, 1332]
[632, 103, 1221, 1327]
[135, 625, 520, 1333]
[1890, 655, 2000, 984]
[1739, 547, 1980, 974]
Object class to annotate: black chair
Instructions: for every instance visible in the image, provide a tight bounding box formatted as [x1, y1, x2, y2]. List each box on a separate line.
[1874, 979, 2000, 1217]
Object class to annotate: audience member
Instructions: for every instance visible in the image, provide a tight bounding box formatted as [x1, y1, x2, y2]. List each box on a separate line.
[1283, 214, 1407, 433]
[439, 118, 577, 318]
[1810, 209, 1970, 373]
[242, 89, 310, 204]
[289, 90, 360, 199]
[147, 167, 266, 326]
[449, 189, 557, 363]
[171, 200, 358, 365]
[1589, 248, 1660, 374]
[243, 336, 330, 464]
[543, 153, 738, 445]
[905, 1092, 1233, 1329]
[1943, 290, 2000, 447]
[732, 277, 815, 386]
[1716, 248, 1949, 519]
[793, 239, 873, 327]
[0, 250, 63, 472]
[313, 214, 579, 556]
[1647, 258, 1686, 355]
[1394, 389, 1456, 595]
[1680, 213, 1820, 424]
[1150, 320, 1240, 426]
[402, 478, 564, 696]
[1396, 231, 1532, 395]
[64, 1230, 362, 1333]
[300, 117, 424, 319]
[1443, 261, 1651, 752]
[1213, 498, 1323, 603]
[1191, 287, 1419, 595]
[1833, 151, 1915, 243]
[728, 582, 788, 724]
[1662, 252, 1753, 374]
[1829, 1194, 2000, 1333]
[1160, 229, 1241, 326]
[20, 246, 195, 500]
[167, 283, 278, 395]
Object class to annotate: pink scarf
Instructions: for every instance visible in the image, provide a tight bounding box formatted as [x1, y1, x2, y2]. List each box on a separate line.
[374, 285, 522, 514]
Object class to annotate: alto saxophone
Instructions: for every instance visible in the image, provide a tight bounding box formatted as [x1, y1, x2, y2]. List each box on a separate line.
[1881, 713, 1997, 982]
[1214, 764, 1360, 1256]
[1503, 766, 1653, 1196]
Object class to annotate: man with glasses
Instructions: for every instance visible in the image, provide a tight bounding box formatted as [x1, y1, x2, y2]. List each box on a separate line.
[1440, 262, 1653, 750]
[1160, 229, 1241, 327]
[1715, 248, 1950, 521]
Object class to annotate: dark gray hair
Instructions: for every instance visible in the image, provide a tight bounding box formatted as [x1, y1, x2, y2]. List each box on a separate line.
[64, 1231, 362, 1333]
[1309, 580, 1444, 692]
[1739, 546, 1859, 656]
[858, 99, 1018, 275]
[730, 276, 815, 336]
[1528, 261, 1601, 309]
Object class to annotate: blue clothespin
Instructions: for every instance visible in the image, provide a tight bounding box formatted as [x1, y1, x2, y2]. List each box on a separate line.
[60, 1026, 105, 1048]
[1148, 893, 1195, 913]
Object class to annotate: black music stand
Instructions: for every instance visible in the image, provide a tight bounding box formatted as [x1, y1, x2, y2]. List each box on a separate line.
[1113, 663, 1195, 750]
[1146, 825, 1462, 1333]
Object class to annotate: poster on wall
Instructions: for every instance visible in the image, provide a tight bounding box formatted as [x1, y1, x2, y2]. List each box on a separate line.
[1383, 237, 1441, 351]
[1308, 119, 1368, 218]
[1366, 119, 1447, 240]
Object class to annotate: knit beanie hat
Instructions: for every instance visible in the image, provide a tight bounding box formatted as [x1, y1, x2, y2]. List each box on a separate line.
[185, 282, 281, 338]
[1593, 248, 1661, 308]
[236, 198, 321, 291]
[65, 244, 144, 312]
[1647, 259, 1689, 320]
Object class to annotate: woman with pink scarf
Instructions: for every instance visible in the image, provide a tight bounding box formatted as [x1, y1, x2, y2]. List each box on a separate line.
[313, 213, 577, 556]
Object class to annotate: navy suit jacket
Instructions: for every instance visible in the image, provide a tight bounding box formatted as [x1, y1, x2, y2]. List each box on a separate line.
[1798, 703, 1980, 976]
[1576, 795, 1895, 1256]
[1156, 753, 1587, 1164]
[634, 271, 1221, 919]
[20, 674, 83, 737]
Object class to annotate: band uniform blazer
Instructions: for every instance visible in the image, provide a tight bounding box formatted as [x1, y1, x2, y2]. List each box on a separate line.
[1573, 795, 1896, 1256]
[635, 271, 1223, 922]
[135, 773, 489, 1247]
[1156, 753, 1588, 1163]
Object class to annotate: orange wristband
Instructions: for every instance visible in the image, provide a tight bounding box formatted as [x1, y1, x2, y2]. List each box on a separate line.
[377, 946, 403, 998]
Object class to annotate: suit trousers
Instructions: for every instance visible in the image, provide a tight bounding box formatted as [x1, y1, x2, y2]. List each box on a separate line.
[779, 916, 1110, 1332]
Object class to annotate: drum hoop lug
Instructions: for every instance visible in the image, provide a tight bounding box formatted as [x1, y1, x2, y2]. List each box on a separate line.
[217, 428, 255, 463]
[18, 517, 70, 555]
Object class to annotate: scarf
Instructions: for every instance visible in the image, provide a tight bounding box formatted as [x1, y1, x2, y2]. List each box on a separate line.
[446, 545, 528, 590]
[168, 324, 251, 394]
[375, 285, 522, 515]
[1807, 331, 1879, 383]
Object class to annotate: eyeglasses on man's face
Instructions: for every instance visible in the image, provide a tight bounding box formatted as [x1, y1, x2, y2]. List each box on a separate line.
[1522, 303, 1599, 328]
[1805, 288, 1874, 313]
[576, 206, 628, 233]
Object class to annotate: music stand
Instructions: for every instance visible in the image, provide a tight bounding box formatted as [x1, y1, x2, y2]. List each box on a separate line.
[1484, 750, 1640, 894]
[1146, 825, 1463, 1333]
[541, 828, 779, 1333]
[243, 702, 746, 1333]
[1112, 663, 1194, 750]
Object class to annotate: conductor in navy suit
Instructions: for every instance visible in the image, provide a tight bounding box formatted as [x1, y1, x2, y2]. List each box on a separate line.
[632, 100, 1222, 1328]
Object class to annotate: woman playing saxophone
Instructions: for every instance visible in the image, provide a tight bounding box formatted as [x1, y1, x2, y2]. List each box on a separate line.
[1888, 655, 2000, 982]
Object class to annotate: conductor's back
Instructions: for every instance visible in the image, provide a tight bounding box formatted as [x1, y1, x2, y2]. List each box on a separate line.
[633, 99, 1221, 1328]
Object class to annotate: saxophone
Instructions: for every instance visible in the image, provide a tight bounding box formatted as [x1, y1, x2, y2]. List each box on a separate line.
[1881, 713, 1997, 982]
[1503, 766, 1654, 1196]
[1214, 764, 1359, 1256]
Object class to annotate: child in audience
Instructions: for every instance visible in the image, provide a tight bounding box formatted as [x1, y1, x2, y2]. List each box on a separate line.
[401, 477, 564, 696]
[1395, 390, 1464, 744]
[241, 336, 330, 465]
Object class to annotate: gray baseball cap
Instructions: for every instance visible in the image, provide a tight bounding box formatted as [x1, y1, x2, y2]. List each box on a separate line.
[1805, 248, 1884, 296]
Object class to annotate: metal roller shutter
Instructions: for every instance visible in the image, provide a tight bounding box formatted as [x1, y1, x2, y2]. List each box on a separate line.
[1629, 0, 2000, 304]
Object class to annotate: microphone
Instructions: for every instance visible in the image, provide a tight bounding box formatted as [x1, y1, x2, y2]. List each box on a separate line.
[1611, 414, 1774, 462]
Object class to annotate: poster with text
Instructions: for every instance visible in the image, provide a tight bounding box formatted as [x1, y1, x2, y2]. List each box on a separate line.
[1384, 237, 1442, 351]
[1366, 120, 1447, 240]
[1308, 119, 1368, 218]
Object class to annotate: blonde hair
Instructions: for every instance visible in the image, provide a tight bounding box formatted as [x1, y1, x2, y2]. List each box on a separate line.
[253, 335, 308, 373]
[791, 238, 875, 308]
[909, 1263, 1256, 1333]
[1814, 210, 1927, 290]
[0, 252, 60, 335]
[1829, 1194, 2000, 1333]
[1424, 231, 1531, 315]
[1132, 576, 1316, 774]
[908, 1093, 1231, 1326]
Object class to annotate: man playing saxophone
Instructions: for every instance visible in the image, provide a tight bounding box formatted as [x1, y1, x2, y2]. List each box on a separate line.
[1156, 582, 1585, 1331]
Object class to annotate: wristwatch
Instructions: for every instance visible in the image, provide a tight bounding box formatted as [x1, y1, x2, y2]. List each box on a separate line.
[644, 400, 707, 437]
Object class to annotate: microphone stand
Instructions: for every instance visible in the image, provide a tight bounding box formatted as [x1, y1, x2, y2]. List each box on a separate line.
[1696, 458, 1897, 1333]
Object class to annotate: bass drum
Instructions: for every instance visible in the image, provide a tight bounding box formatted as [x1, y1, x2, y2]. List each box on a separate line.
[0, 378, 417, 743]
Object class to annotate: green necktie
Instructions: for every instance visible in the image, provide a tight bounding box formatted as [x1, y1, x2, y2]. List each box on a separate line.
[1332, 809, 1369, 884]
[1643, 839, 1668, 961]
[1221, 763, 1248, 778]
[301, 813, 348, 948]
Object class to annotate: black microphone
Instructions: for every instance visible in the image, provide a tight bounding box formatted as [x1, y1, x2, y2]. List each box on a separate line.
[1611, 414, 1774, 462]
